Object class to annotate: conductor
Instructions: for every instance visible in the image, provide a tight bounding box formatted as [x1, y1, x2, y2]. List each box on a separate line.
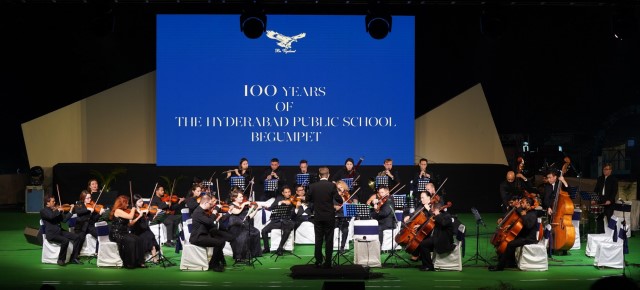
[306, 166, 341, 269]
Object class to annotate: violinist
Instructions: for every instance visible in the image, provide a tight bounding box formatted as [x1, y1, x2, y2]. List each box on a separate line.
[417, 201, 455, 271]
[227, 188, 263, 263]
[334, 180, 352, 253]
[499, 171, 536, 213]
[225, 157, 254, 192]
[74, 190, 104, 242]
[260, 186, 296, 256]
[130, 194, 160, 264]
[190, 194, 234, 272]
[489, 197, 538, 271]
[108, 194, 147, 268]
[149, 185, 184, 247]
[293, 184, 313, 230]
[332, 157, 362, 201]
[593, 163, 618, 234]
[369, 186, 396, 245]
[40, 193, 83, 266]
[186, 184, 203, 214]
[412, 158, 437, 194]
[377, 158, 400, 190]
[260, 157, 287, 201]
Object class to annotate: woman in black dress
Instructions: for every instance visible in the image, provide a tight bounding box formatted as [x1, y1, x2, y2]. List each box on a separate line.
[131, 194, 160, 264]
[109, 195, 147, 269]
[227, 188, 263, 263]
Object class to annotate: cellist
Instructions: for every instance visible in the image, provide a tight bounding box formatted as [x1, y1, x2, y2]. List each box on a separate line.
[416, 200, 455, 271]
[488, 197, 538, 271]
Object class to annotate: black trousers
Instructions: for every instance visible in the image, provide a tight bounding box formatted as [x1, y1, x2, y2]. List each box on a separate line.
[261, 220, 294, 250]
[48, 231, 83, 261]
[162, 214, 182, 241]
[595, 205, 614, 234]
[313, 219, 335, 265]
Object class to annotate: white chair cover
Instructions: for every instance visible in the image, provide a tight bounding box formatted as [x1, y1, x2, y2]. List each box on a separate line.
[586, 216, 623, 257]
[381, 228, 401, 251]
[253, 198, 275, 237]
[149, 222, 168, 245]
[40, 219, 73, 264]
[353, 239, 381, 267]
[294, 221, 315, 244]
[571, 209, 581, 250]
[593, 241, 624, 269]
[516, 243, 548, 271]
[333, 227, 350, 250]
[352, 219, 379, 242]
[179, 218, 213, 271]
[270, 229, 294, 251]
[433, 223, 466, 271]
[95, 221, 122, 267]
[79, 233, 97, 257]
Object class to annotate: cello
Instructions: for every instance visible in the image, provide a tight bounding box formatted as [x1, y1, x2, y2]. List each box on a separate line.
[395, 200, 452, 254]
[490, 205, 524, 254]
[549, 166, 575, 252]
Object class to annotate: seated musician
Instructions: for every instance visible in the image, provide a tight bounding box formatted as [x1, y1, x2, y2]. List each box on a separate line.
[186, 184, 204, 214]
[499, 171, 535, 213]
[109, 195, 147, 268]
[402, 190, 433, 262]
[417, 201, 455, 271]
[369, 186, 396, 245]
[41, 193, 84, 266]
[334, 180, 352, 253]
[149, 185, 185, 247]
[130, 194, 160, 264]
[293, 184, 314, 230]
[260, 186, 296, 256]
[228, 188, 263, 262]
[489, 197, 538, 271]
[190, 194, 234, 272]
[73, 190, 104, 244]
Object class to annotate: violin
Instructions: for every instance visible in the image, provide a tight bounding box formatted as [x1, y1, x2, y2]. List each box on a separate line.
[85, 201, 105, 213]
[161, 193, 179, 204]
[59, 204, 73, 212]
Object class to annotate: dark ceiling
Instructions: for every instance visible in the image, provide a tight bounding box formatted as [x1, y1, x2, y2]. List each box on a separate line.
[1, 0, 640, 175]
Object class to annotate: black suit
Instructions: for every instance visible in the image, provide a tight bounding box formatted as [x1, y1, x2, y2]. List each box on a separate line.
[543, 180, 568, 211]
[190, 206, 234, 268]
[260, 195, 295, 252]
[495, 209, 538, 269]
[261, 168, 287, 201]
[73, 203, 99, 238]
[419, 210, 455, 269]
[594, 175, 618, 234]
[40, 207, 83, 262]
[370, 198, 396, 244]
[150, 195, 182, 243]
[307, 178, 341, 266]
[294, 201, 314, 230]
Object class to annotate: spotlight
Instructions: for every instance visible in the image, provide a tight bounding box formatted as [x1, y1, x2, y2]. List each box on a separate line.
[366, 12, 392, 40]
[240, 10, 267, 39]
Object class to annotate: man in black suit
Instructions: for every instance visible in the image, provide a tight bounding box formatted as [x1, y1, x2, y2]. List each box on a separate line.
[369, 186, 396, 245]
[489, 197, 538, 271]
[593, 163, 618, 234]
[260, 186, 296, 256]
[293, 184, 314, 230]
[40, 193, 84, 266]
[189, 195, 234, 272]
[307, 166, 341, 268]
[261, 158, 288, 201]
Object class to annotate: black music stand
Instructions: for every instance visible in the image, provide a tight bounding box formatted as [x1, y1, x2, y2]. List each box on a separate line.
[268, 205, 300, 262]
[147, 211, 176, 268]
[354, 204, 372, 220]
[417, 178, 429, 192]
[581, 191, 600, 234]
[232, 207, 264, 268]
[463, 207, 490, 266]
[296, 174, 309, 189]
[375, 176, 389, 190]
[332, 206, 355, 266]
[382, 201, 410, 268]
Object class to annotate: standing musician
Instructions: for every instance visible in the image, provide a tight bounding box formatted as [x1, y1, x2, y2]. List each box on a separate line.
[41, 193, 83, 266]
[593, 163, 618, 234]
[543, 169, 569, 217]
[190, 194, 234, 272]
[74, 190, 104, 243]
[369, 186, 396, 245]
[499, 171, 535, 213]
[260, 158, 288, 201]
[296, 159, 319, 188]
[334, 180, 352, 254]
[378, 158, 400, 190]
[332, 157, 363, 202]
[489, 197, 538, 271]
[225, 157, 254, 192]
[130, 194, 160, 264]
[227, 188, 263, 263]
[417, 200, 455, 271]
[109, 194, 147, 268]
[260, 186, 296, 256]
[87, 178, 101, 196]
[293, 184, 314, 230]
[412, 158, 437, 193]
[307, 166, 342, 269]
[150, 185, 185, 247]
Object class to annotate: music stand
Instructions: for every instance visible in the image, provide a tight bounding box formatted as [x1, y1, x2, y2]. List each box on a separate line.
[381, 202, 410, 268]
[463, 207, 490, 266]
[296, 174, 309, 189]
[333, 206, 355, 266]
[375, 176, 388, 190]
[268, 205, 300, 262]
[342, 178, 354, 191]
[230, 176, 246, 191]
[147, 211, 176, 268]
[417, 178, 429, 192]
[354, 204, 372, 220]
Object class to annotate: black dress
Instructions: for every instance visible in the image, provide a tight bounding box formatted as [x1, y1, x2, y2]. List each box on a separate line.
[227, 205, 263, 260]
[109, 216, 146, 268]
[130, 214, 160, 256]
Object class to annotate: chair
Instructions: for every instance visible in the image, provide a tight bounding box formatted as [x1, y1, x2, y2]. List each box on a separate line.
[294, 221, 315, 244]
[67, 214, 77, 232]
[352, 220, 381, 267]
[515, 220, 548, 271]
[381, 212, 403, 251]
[79, 233, 98, 257]
[270, 229, 295, 251]
[433, 223, 466, 271]
[95, 221, 123, 267]
[591, 216, 625, 269]
[149, 222, 168, 245]
[179, 218, 213, 271]
[254, 198, 275, 237]
[586, 215, 623, 257]
[571, 209, 581, 250]
[40, 219, 73, 264]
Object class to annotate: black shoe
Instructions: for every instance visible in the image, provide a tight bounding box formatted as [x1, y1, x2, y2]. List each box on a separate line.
[57, 259, 66, 266]
[212, 265, 225, 272]
[276, 248, 284, 256]
[339, 248, 345, 254]
[488, 266, 504, 271]
[69, 258, 83, 265]
[164, 242, 175, 247]
[419, 266, 434, 271]
[263, 248, 271, 254]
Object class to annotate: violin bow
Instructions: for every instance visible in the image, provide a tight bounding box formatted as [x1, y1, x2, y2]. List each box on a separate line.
[215, 178, 221, 200]
[56, 184, 62, 207]
[94, 184, 106, 205]
[150, 182, 158, 200]
[435, 177, 448, 195]
[391, 184, 406, 195]
[337, 187, 360, 210]
[129, 180, 134, 207]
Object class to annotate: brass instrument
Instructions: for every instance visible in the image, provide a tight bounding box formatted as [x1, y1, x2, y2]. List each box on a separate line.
[377, 170, 388, 177]
[368, 178, 376, 191]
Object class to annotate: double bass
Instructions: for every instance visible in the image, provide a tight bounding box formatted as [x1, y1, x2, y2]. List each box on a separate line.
[549, 165, 575, 251]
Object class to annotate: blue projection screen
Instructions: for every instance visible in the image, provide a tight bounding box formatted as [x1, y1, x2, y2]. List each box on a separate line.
[157, 15, 414, 166]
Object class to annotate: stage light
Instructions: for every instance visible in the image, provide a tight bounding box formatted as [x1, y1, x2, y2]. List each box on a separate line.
[365, 11, 392, 40]
[240, 10, 267, 39]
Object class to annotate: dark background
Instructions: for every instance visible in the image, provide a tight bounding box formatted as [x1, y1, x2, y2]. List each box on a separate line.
[2, 0, 640, 180]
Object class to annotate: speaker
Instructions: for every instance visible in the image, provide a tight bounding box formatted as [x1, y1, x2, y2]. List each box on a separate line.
[322, 281, 365, 290]
[24, 226, 42, 246]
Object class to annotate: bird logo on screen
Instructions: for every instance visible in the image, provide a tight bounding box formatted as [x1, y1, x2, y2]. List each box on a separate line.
[266, 30, 306, 54]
